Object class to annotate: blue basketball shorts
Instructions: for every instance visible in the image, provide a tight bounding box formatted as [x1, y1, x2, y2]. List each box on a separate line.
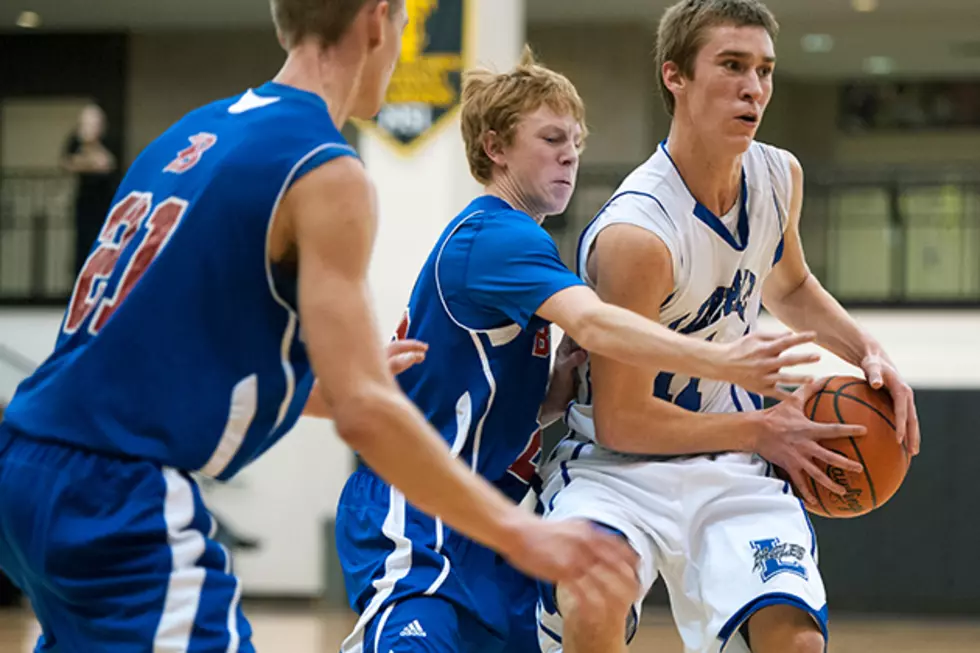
[0, 424, 252, 652]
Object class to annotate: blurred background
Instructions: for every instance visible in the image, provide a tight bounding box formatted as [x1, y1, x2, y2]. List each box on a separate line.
[0, 0, 978, 651]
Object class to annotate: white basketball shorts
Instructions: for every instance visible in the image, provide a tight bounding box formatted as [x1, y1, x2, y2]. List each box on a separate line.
[536, 433, 828, 653]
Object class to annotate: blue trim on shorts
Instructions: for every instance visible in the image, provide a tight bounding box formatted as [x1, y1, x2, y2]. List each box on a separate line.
[717, 592, 829, 652]
[539, 621, 563, 644]
[799, 499, 818, 558]
[547, 441, 589, 512]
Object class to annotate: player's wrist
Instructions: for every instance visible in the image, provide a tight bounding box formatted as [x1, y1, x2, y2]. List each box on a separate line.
[741, 410, 772, 453]
[685, 339, 728, 379]
[491, 509, 537, 561]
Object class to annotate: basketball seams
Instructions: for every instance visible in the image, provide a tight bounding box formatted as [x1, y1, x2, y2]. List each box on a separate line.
[800, 375, 909, 517]
[809, 477, 831, 517]
[802, 376, 836, 517]
[832, 384, 880, 509]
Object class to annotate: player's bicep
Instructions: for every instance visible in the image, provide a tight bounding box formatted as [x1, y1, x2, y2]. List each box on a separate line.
[285, 158, 392, 411]
[587, 225, 676, 433]
[764, 153, 811, 305]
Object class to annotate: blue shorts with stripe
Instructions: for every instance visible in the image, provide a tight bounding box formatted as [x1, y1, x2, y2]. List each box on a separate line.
[0, 424, 251, 653]
[336, 467, 539, 653]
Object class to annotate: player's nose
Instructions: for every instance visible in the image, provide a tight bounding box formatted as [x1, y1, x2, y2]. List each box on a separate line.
[741, 75, 764, 103]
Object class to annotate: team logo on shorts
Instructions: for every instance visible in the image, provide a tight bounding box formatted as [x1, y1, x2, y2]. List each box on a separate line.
[750, 538, 808, 582]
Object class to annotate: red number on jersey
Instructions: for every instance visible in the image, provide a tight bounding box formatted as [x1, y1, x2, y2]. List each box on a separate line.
[65, 192, 187, 336]
[532, 325, 551, 358]
[394, 309, 411, 341]
[164, 133, 217, 174]
[507, 428, 543, 485]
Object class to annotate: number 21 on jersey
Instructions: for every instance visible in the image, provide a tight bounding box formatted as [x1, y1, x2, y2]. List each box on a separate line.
[64, 191, 187, 336]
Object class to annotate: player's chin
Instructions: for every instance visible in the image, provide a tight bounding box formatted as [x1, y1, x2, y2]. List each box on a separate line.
[351, 98, 384, 122]
[544, 183, 574, 214]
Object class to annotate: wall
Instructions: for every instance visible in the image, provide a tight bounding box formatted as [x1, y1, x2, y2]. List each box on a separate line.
[527, 23, 663, 166]
[1, 28, 977, 175]
[125, 29, 283, 164]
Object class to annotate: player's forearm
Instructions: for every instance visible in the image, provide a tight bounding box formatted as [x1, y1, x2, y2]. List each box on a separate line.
[594, 400, 764, 456]
[332, 385, 530, 554]
[302, 382, 332, 419]
[765, 273, 880, 368]
[573, 304, 723, 380]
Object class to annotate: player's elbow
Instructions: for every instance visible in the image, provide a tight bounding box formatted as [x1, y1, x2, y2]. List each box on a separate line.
[328, 384, 398, 450]
[592, 401, 633, 451]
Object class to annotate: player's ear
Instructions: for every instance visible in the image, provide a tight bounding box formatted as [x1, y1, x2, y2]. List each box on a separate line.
[662, 61, 686, 95]
[364, 0, 389, 51]
[483, 130, 507, 168]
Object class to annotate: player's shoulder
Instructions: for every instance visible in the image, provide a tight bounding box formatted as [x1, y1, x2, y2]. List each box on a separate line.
[749, 141, 801, 175]
[747, 141, 803, 204]
[610, 144, 688, 212]
[452, 195, 548, 241]
[175, 82, 351, 156]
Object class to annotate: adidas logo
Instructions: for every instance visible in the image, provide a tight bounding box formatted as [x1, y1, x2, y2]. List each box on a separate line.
[399, 620, 427, 638]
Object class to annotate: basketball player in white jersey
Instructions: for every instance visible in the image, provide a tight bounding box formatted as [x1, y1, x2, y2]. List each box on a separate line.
[535, 2, 921, 653]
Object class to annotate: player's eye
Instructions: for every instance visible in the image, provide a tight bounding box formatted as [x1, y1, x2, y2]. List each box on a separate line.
[724, 60, 742, 72]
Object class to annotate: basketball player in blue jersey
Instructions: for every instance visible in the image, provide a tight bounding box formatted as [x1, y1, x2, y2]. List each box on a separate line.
[322, 48, 826, 653]
[537, 2, 922, 653]
[0, 2, 646, 651]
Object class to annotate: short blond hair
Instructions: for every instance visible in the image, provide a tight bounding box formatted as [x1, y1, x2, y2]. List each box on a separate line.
[656, 0, 779, 116]
[461, 46, 587, 185]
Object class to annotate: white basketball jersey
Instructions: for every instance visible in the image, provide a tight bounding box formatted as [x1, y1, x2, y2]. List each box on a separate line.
[570, 140, 793, 436]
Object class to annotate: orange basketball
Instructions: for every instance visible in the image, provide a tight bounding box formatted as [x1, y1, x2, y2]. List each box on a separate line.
[791, 375, 911, 518]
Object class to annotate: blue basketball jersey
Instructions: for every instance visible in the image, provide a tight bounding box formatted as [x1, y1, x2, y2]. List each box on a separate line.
[2, 81, 356, 480]
[390, 194, 584, 500]
[338, 195, 585, 653]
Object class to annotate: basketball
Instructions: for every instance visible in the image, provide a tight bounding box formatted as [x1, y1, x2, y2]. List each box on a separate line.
[790, 375, 911, 519]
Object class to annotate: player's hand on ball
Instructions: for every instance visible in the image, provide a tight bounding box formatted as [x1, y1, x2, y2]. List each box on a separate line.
[755, 383, 867, 504]
[386, 339, 428, 376]
[503, 518, 637, 586]
[861, 353, 920, 456]
[718, 331, 820, 401]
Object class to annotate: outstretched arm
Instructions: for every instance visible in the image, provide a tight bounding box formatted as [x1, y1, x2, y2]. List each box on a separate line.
[276, 157, 632, 584]
[535, 227, 817, 402]
[762, 153, 919, 454]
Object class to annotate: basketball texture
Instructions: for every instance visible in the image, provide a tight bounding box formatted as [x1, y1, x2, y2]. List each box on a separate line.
[794, 375, 911, 518]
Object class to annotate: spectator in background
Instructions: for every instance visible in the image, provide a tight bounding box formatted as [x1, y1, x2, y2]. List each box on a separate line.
[61, 103, 117, 275]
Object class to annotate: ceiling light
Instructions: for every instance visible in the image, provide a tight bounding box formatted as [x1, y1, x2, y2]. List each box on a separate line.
[16, 11, 41, 28]
[801, 34, 835, 53]
[863, 56, 894, 75]
[851, 0, 878, 12]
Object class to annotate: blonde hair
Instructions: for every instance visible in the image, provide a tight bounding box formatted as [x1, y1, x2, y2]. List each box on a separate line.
[656, 0, 779, 116]
[461, 46, 587, 185]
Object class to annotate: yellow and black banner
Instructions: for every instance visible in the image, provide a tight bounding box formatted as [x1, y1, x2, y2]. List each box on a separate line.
[363, 0, 471, 153]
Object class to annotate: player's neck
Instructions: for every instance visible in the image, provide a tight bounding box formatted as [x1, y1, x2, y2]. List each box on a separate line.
[485, 178, 546, 224]
[273, 43, 360, 127]
[665, 125, 743, 217]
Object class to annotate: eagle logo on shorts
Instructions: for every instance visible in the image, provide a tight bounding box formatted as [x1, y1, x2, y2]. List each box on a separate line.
[750, 538, 808, 582]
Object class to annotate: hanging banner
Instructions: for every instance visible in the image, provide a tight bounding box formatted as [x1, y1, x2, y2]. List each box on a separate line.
[360, 0, 471, 153]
